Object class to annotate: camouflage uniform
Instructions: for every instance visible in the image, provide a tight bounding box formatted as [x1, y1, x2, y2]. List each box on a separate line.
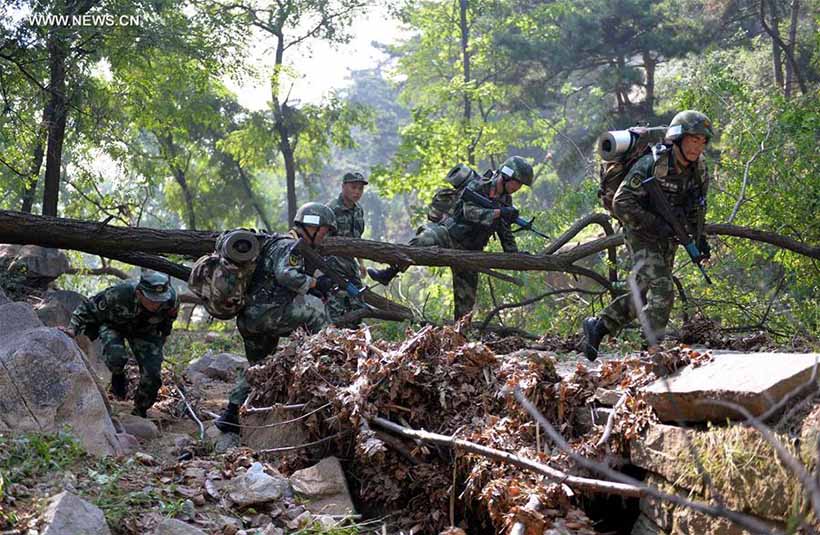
[325, 193, 368, 326]
[70, 280, 178, 413]
[413, 174, 518, 320]
[599, 146, 709, 340]
[230, 230, 330, 406]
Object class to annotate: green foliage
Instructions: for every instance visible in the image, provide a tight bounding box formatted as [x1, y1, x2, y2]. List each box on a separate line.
[87, 458, 159, 526]
[0, 430, 85, 487]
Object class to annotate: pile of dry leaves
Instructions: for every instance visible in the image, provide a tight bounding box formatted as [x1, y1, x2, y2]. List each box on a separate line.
[241, 322, 708, 533]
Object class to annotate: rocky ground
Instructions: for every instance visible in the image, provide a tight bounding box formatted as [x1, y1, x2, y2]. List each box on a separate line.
[2, 246, 819, 535]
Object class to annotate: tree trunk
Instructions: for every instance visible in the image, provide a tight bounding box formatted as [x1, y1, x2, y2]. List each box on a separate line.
[42, 28, 68, 217]
[459, 0, 474, 165]
[760, 0, 806, 97]
[766, 0, 785, 92]
[236, 161, 273, 231]
[173, 166, 197, 230]
[642, 51, 656, 113]
[1, 211, 817, 271]
[21, 108, 48, 213]
[783, 0, 799, 99]
[271, 34, 298, 224]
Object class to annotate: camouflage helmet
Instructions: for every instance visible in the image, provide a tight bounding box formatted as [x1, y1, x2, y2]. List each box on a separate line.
[665, 110, 714, 143]
[137, 270, 174, 303]
[499, 155, 534, 187]
[293, 202, 337, 232]
[342, 171, 368, 184]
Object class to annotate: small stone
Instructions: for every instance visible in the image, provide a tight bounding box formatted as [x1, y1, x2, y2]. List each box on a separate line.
[134, 452, 157, 466]
[41, 491, 111, 535]
[117, 413, 160, 441]
[224, 463, 290, 507]
[153, 517, 207, 535]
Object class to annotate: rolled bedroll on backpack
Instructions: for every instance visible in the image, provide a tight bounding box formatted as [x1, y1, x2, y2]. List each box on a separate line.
[597, 126, 667, 161]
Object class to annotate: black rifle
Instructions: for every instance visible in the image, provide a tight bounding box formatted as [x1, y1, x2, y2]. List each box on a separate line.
[294, 238, 365, 297]
[460, 187, 550, 240]
[641, 176, 712, 284]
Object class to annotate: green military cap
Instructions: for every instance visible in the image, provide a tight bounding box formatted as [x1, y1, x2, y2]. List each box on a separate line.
[342, 172, 368, 184]
[137, 270, 173, 303]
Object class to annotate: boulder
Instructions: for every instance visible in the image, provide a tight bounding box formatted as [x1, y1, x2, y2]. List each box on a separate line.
[4, 245, 70, 284]
[0, 301, 44, 338]
[36, 300, 72, 328]
[242, 408, 310, 451]
[631, 424, 802, 523]
[153, 518, 207, 535]
[224, 462, 290, 507]
[0, 321, 121, 456]
[289, 457, 355, 516]
[116, 413, 160, 441]
[642, 352, 820, 423]
[40, 491, 111, 535]
[205, 422, 241, 453]
[185, 351, 247, 382]
[45, 289, 88, 314]
[0, 288, 10, 305]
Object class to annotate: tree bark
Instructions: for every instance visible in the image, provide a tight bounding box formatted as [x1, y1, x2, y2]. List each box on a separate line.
[459, 0, 474, 165]
[765, 0, 785, 92]
[42, 28, 68, 217]
[21, 108, 48, 213]
[159, 132, 197, 230]
[641, 51, 656, 113]
[271, 34, 298, 224]
[236, 161, 273, 231]
[783, 0, 799, 99]
[0, 211, 817, 270]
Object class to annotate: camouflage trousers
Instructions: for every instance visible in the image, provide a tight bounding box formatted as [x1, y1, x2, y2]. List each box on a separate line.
[325, 257, 367, 327]
[98, 325, 165, 412]
[229, 294, 329, 406]
[600, 232, 678, 341]
[410, 223, 477, 321]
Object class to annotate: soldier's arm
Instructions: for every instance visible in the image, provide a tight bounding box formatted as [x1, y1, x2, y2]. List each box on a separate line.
[160, 298, 179, 338]
[69, 288, 115, 340]
[461, 180, 498, 226]
[496, 219, 518, 253]
[612, 156, 663, 233]
[688, 158, 710, 238]
[274, 244, 314, 295]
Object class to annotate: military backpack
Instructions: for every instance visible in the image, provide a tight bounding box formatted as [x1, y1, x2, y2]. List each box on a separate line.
[427, 163, 488, 223]
[597, 125, 667, 212]
[188, 229, 262, 320]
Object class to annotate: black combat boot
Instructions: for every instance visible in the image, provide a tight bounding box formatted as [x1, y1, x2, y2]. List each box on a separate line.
[215, 403, 240, 434]
[582, 317, 609, 362]
[110, 372, 128, 400]
[367, 265, 400, 285]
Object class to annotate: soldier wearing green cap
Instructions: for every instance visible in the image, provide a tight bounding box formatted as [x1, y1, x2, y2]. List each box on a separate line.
[325, 171, 369, 326]
[582, 110, 714, 360]
[215, 202, 335, 433]
[368, 155, 534, 320]
[67, 271, 179, 417]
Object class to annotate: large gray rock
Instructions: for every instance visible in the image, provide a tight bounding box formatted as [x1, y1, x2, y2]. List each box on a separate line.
[642, 352, 820, 422]
[0, 308, 121, 456]
[3, 245, 70, 282]
[224, 462, 290, 507]
[631, 424, 802, 523]
[36, 300, 72, 328]
[0, 301, 44, 337]
[153, 518, 207, 535]
[290, 457, 355, 516]
[185, 351, 247, 382]
[242, 408, 310, 451]
[46, 289, 88, 314]
[116, 413, 160, 441]
[41, 491, 111, 535]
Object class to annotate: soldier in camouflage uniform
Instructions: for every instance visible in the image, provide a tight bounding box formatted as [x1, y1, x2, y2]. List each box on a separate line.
[582, 110, 713, 360]
[368, 156, 534, 320]
[215, 202, 336, 433]
[68, 271, 178, 417]
[325, 172, 369, 326]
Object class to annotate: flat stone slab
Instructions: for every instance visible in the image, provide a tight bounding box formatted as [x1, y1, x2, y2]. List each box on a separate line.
[642, 351, 819, 422]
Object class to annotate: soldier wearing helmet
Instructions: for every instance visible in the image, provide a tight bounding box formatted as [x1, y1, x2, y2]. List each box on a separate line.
[216, 202, 335, 432]
[582, 110, 714, 360]
[325, 172, 370, 327]
[67, 270, 179, 418]
[368, 155, 534, 320]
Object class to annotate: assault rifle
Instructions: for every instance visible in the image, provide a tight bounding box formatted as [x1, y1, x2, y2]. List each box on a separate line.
[294, 238, 366, 297]
[460, 188, 550, 240]
[641, 176, 712, 284]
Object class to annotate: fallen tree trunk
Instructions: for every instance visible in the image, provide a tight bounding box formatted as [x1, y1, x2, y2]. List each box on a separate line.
[1, 211, 817, 273]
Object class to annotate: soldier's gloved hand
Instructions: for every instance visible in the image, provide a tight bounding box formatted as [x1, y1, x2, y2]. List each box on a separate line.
[315, 275, 335, 296]
[500, 206, 520, 223]
[697, 236, 711, 260]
